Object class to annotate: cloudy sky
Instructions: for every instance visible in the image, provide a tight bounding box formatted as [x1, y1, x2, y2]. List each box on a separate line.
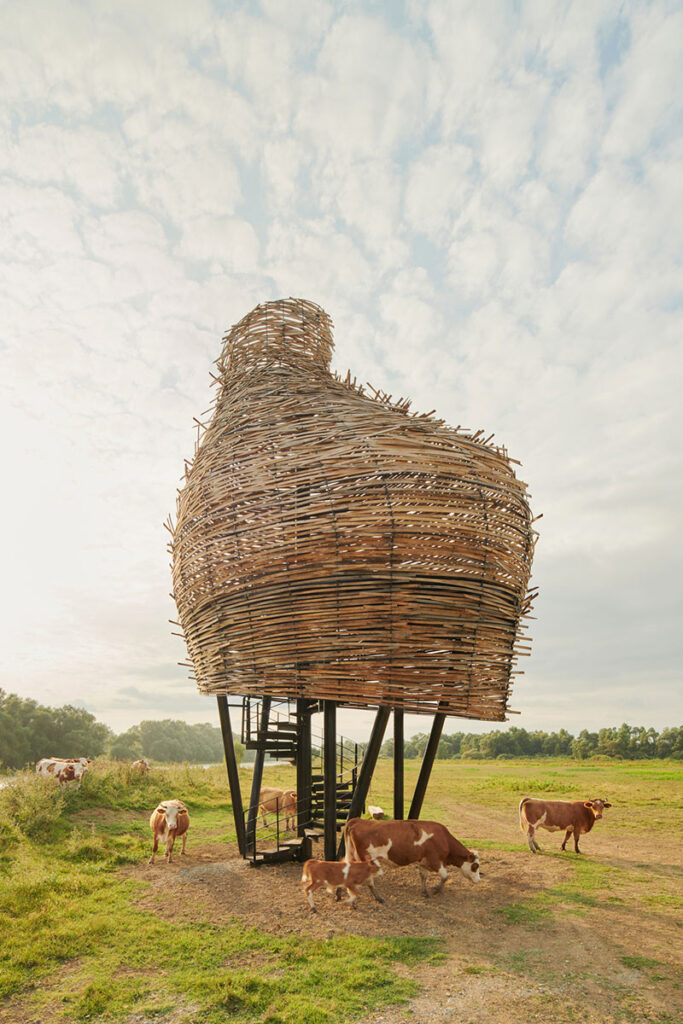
[1, 0, 681, 743]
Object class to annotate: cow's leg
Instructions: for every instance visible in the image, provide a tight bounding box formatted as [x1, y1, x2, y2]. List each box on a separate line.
[166, 831, 176, 863]
[573, 830, 582, 854]
[367, 875, 385, 904]
[148, 835, 159, 865]
[419, 865, 432, 897]
[431, 864, 448, 895]
[343, 885, 359, 907]
[181, 831, 187, 855]
[526, 825, 541, 852]
[305, 883, 317, 912]
[561, 827, 573, 851]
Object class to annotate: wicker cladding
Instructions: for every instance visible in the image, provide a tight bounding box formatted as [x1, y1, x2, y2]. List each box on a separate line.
[171, 298, 537, 721]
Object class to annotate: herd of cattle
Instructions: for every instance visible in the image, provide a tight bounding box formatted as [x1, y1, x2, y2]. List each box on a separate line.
[35, 761, 612, 912]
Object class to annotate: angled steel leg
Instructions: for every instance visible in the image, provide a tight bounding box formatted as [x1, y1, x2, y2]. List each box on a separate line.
[408, 711, 446, 820]
[247, 696, 272, 853]
[217, 695, 246, 858]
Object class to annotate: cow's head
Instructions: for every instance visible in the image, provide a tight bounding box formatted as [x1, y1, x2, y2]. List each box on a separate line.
[159, 802, 184, 829]
[459, 850, 481, 883]
[584, 799, 612, 819]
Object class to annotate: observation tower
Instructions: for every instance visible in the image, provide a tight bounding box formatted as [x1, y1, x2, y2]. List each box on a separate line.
[170, 298, 537, 863]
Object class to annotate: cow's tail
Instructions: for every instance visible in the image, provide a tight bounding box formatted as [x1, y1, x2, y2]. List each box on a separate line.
[519, 797, 530, 833]
[343, 818, 359, 863]
[301, 861, 311, 883]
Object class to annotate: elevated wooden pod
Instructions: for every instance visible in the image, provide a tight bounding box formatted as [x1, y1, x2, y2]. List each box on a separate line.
[170, 298, 537, 721]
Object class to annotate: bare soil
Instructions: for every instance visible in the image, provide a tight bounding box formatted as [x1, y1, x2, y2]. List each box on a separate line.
[126, 806, 683, 1024]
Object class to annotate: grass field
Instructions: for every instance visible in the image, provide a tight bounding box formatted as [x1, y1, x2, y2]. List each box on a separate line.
[0, 758, 680, 1024]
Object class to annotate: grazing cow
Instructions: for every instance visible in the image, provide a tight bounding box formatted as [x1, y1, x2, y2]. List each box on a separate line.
[131, 758, 150, 774]
[301, 858, 383, 912]
[148, 799, 190, 864]
[519, 797, 612, 854]
[258, 787, 297, 830]
[344, 817, 481, 900]
[36, 757, 90, 784]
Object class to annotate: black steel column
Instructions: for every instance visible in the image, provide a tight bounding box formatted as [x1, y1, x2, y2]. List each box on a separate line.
[296, 698, 312, 856]
[323, 700, 337, 860]
[393, 708, 404, 819]
[337, 705, 391, 858]
[247, 696, 272, 850]
[216, 695, 246, 858]
[408, 711, 446, 820]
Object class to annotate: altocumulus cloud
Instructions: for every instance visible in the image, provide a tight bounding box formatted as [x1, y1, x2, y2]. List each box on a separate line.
[0, 0, 681, 737]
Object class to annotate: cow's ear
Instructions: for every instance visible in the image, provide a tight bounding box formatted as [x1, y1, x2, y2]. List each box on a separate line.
[583, 801, 594, 808]
[468, 852, 476, 862]
[603, 802, 612, 808]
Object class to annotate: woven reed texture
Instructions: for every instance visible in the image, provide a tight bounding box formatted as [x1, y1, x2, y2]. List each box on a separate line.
[170, 298, 537, 721]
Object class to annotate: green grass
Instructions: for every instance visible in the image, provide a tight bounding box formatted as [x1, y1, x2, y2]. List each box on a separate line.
[499, 950, 544, 974]
[1, 835, 440, 1023]
[1, 756, 682, 1023]
[494, 850, 615, 928]
[494, 902, 553, 928]
[0, 762, 441, 1023]
[621, 955, 664, 972]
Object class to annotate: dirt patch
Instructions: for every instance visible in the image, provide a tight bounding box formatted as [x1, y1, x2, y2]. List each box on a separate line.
[125, 831, 682, 1024]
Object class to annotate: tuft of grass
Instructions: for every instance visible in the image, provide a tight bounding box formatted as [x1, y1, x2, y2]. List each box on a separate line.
[494, 902, 552, 928]
[500, 949, 545, 974]
[621, 955, 664, 972]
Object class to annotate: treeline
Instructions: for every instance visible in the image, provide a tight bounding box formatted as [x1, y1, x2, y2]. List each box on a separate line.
[0, 690, 239, 770]
[109, 720, 240, 764]
[2, 689, 681, 769]
[380, 724, 683, 761]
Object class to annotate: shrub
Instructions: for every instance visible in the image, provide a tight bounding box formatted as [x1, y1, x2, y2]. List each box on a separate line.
[0, 772, 66, 841]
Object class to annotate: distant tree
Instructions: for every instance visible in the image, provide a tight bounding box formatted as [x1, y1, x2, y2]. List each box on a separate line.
[656, 727, 683, 759]
[380, 737, 394, 758]
[0, 689, 112, 769]
[109, 727, 143, 760]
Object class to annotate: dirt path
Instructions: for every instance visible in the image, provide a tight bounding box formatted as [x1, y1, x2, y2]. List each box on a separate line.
[127, 830, 682, 1024]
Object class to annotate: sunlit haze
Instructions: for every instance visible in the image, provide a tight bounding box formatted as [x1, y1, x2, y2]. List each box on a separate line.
[1, 0, 681, 742]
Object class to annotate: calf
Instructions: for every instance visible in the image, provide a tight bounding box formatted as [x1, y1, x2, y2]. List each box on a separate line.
[301, 858, 383, 911]
[519, 797, 612, 854]
[258, 787, 297, 830]
[344, 817, 481, 900]
[131, 758, 150, 774]
[148, 799, 190, 864]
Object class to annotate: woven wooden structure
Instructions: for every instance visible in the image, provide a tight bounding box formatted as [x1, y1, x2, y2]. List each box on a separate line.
[170, 298, 536, 722]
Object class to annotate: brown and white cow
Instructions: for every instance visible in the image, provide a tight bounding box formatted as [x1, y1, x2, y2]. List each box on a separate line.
[301, 858, 383, 911]
[344, 817, 481, 900]
[258, 787, 297, 830]
[148, 799, 190, 864]
[519, 797, 612, 854]
[131, 758, 150, 774]
[36, 757, 91, 784]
